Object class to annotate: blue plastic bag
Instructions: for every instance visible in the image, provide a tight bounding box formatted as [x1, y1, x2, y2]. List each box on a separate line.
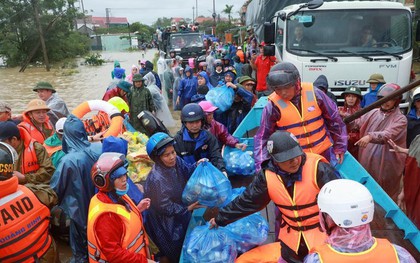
[225, 213, 269, 254]
[222, 187, 246, 207]
[182, 161, 232, 207]
[205, 85, 234, 112]
[224, 147, 255, 176]
[183, 223, 237, 263]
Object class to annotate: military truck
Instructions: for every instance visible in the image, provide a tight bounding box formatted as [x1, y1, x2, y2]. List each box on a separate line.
[166, 32, 206, 67]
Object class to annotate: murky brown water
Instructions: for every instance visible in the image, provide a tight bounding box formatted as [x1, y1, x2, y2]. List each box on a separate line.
[1, 50, 155, 113]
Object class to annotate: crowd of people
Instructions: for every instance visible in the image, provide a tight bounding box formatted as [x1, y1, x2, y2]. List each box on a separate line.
[0, 31, 419, 263]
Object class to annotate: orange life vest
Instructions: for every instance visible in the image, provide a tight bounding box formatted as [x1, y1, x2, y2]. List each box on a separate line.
[0, 177, 52, 263]
[268, 83, 332, 154]
[265, 153, 327, 253]
[43, 144, 62, 157]
[18, 114, 54, 144]
[87, 194, 149, 262]
[18, 127, 40, 174]
[311, 238, 400, 263]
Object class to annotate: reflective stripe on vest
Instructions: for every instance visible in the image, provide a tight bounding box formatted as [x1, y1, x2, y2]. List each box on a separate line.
[265, 153, 327, 253]
[0, 185, 52, 263]
[87, 194, 148, 262]
[268, 83, 332, 154]
[18, 127, 40, 174]
[312, 238, 400, 263]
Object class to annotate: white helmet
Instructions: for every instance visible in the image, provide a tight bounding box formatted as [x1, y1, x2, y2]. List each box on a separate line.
[318, 179, 374, 228]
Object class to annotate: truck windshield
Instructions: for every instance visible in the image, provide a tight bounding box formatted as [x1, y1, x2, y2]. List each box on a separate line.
[285, 9, 411, 56]
[170, 34, 203, 49]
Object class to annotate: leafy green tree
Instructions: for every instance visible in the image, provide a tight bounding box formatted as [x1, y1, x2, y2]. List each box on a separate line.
[152, 17, 172, 29]
[0, 0, 90, 67]
[222, 4, 234, 23]
[216, 21, 237, 39]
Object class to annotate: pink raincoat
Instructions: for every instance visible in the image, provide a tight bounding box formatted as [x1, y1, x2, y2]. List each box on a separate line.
[357, 107, 407, 200]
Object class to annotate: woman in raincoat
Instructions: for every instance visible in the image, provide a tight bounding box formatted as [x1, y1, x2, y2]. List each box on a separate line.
[176, 66, 198, 109]
[172, 67, 184, 111]
[144, 72, 175, 128]
[144, 133, 204, 263]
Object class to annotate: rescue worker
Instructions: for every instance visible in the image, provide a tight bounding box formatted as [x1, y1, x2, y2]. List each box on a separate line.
[254, 62, 347, 171]
[19, 99, 54, 144]
[0, 142, 59, 263]
[43, 117, 66, 167]
[305, 179, 415, 263]
[88, 152, 155, 263]
[210, 131, 338, 262]
[0, 120, 57, 207]
[173, 103, 227, 174]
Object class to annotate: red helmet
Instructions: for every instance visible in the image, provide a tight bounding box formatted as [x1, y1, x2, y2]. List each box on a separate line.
[377, 83, 402, 102]
[198, 62, 207, 70]
[91, 152, 126, 192]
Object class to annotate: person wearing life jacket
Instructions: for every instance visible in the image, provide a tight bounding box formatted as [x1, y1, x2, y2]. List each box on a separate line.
[0, 141, 59, 263]
[210, 131, 338, 262]
[254, 62, 347, 171]
[18, 98, 54, 144]
[0, 121, 57, 207]
[305, 179, 416, 263]
[43, 117, 66, 167]
[88, 152, 155, 263]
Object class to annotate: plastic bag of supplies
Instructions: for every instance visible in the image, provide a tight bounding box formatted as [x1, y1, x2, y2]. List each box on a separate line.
[205, 85, 234, 112]
[182, 161, 232, 207]
[224, 147, 255, 176]
[225, 213, 269, 254]
[183, 223, 237, 263]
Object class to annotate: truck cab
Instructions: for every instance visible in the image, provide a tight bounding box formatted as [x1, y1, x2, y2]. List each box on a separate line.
[167, 32, 206, 67]
[267, 0, 412, 107]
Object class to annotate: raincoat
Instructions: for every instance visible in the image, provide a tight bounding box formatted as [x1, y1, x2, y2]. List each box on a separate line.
[144, 156, 196, 262]
[127, 81, 155, 133]
[144, 72, 175, 128]
[406, 104, 420, 147]
[206, 52, 215, 75]
[45, 93, 70, 126]
[157, 51, 167, 89]
[177, 66, 198, 108]
[225, 86, 254, 134]
[404, 135, 420, 229]
[313, 75, 337, 104]
[254, 88, 347, 172]
[163, 59, 174, 101]
[50, 114, 101, 262]
[198, 71, 214, 90]
[173, 66, 183, 110]
[357, 107, 407, 200]
[43, 133, 65, 167]
[145, 61, 162, 89]
[173, 128, 226, 171]
[101, 136, 144, 205]
[209, 69, 225, 87]
[338, 98, 362, 160]
[206, 119, 239, 148]
[361, 84, 383, 108]
[111, 61, 126, 80]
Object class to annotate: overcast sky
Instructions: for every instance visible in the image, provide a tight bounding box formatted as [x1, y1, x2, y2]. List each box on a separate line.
[81, 0, 241, 25]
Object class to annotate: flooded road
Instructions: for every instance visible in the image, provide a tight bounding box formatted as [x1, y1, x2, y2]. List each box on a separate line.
[0, 50, 157, 114]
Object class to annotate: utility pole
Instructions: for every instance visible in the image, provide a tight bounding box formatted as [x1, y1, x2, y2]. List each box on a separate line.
[106, 8, 110, 33]
[196, 0, 198, 22]
[31, 0, 50, 71]
[212, 0, 216, 35]
[192, 6, 195, 22]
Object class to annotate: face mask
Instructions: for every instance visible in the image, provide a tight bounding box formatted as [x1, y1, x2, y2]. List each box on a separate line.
[115, 183, 129, 196]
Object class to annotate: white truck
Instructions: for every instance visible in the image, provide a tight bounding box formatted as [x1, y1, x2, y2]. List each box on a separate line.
[263, 0, 413, 106]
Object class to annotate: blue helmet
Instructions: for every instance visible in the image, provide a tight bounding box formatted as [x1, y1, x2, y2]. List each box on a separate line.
[146, 132, 174, 157]
[181, 103, 205, 123]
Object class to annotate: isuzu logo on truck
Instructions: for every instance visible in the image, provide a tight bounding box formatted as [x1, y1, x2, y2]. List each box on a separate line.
[334, 80, 366, 86]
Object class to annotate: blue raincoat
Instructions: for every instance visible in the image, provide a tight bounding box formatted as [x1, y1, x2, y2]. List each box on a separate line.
[101, 136, 144, 205]
[50, 115, 101, 262]
[361, 83, 383, 108]
[144, 156, 196, 262]
[178, 66, 198, 108]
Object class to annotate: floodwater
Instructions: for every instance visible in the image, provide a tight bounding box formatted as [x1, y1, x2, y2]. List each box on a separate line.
[1, 49, 155, 113]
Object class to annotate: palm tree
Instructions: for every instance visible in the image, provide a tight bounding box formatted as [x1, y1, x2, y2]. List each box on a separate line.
[223, 4, 234, 23]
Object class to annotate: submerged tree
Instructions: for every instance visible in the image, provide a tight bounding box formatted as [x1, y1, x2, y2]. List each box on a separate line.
[0, 0, 90, 69]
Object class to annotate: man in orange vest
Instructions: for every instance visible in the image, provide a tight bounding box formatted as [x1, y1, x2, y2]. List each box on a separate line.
[254, 62, 347, 172]
[0, 121, 57, 208]
[210, 131, 338, 262]
[88, 152, 155, 263]
[0, 141, 59, 263]
[305, 179, 416, 263]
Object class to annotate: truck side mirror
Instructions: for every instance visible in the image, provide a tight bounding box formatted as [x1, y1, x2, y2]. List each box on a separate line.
[307, 0, 323, 9]
[263, 45, 276, 57]
[264, 22, 276, 44]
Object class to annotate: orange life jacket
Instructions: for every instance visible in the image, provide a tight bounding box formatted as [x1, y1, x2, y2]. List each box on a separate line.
[265, 153, 327, 253]
[87, 194, 149, 262]
[18, 127, 40, 174]
[0, 177, 52, 263]
[268, 83, 332, 154]
[43, 144, 62, 157]
[18, 114, 54, 144]
[311, 238, 400, 263]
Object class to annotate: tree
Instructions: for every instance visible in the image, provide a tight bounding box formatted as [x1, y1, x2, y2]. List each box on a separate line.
[222, 4, 234, 23]
[0, 0, 90, 68]
[152, 17, 172, 29]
